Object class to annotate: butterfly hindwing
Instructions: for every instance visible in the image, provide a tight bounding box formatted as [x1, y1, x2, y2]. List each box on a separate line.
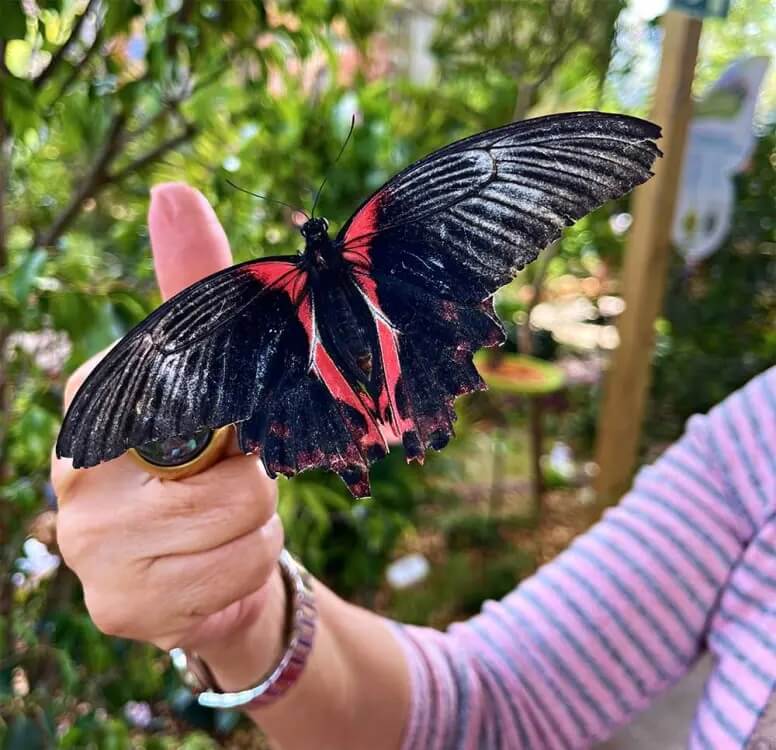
[351, 268, 504, 460]
[237, 289, 387, 496]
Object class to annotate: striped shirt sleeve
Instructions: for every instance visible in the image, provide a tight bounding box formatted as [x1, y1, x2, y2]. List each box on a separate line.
[391, 366, 776, 750]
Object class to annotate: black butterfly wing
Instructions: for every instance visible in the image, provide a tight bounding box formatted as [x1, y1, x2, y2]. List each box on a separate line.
[56, 257, 386, 496]
[57, 112, 661, 497]
[337, 111, 661, 459]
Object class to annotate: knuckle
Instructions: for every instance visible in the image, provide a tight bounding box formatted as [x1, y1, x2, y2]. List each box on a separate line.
[263, 516, 285, 562]
[157, 479, 205, 519]
[232, 488, 273, 532]
[229, 462, 278, 525]
[241, 529, 281, 593]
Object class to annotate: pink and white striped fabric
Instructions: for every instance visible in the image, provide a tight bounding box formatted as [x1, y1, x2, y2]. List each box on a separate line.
[392, 366, 776, 749]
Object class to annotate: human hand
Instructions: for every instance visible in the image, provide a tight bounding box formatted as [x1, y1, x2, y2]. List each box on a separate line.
[52, 184, 286, 678]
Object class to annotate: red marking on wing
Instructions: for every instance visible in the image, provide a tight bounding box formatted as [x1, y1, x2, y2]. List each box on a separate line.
[354, 269, 379, 302]
[341, 192, 383, 268]
[293, 291, 386, 462]
[296, 294, 314, 343]
[311, 339, 386, 458]
[351, 269, 416, 442]
[245, 261, 308, 304]
[374, 317, 415, 437]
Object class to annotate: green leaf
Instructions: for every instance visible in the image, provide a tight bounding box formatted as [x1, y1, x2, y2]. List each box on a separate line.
[0, 2, 26, 41]
[11, 249, 47, 303]
[1, 76, 37, 131]
[117, 79, 142, 108]
[4, 39, 31, 77]
[55, 649, 79, 692]
[103, 1, 142, 36]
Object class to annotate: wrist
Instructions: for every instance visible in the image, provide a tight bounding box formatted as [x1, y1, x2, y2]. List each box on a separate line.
[194, 565, 287, 693]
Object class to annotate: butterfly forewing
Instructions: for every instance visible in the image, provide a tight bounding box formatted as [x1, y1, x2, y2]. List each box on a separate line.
[336, 112, 661, 469]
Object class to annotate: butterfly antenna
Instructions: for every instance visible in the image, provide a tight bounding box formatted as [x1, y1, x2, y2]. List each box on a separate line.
[311, 114, 356, 218]
[225, 178, 310, 220]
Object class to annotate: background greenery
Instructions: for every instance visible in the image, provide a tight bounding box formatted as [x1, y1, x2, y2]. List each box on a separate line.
[0, 0, 773, 746]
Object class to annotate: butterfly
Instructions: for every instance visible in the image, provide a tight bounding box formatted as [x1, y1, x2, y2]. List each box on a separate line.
[56, 112, 661, 497]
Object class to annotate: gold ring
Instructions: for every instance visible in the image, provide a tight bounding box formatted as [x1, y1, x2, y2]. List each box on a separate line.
[128, 425, 234, 480]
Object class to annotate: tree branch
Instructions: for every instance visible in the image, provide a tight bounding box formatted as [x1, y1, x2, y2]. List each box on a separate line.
[107, 121, 197, 184]
[512, 82, 535, 122]
[513, 28, 582, 122]
[0, 36, 9, 77]
[36, 110, 127, 248]
[35, 116, 197, 249]
[46, 29, 102, 112]
[128, 103, 182, 142]
[33, 0, 97, 91]
[0, 48, 12, 271]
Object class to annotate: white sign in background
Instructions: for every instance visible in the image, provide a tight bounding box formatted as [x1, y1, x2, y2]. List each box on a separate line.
[671, 56, 770, 265]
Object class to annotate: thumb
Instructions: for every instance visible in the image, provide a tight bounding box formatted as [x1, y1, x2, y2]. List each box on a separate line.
[148, 182, 233, 300]
[147, 181, 246, 461]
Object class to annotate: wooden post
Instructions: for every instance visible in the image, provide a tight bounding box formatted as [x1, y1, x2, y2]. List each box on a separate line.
[527, 397, 544, 517]
[594, 11, 702, 503]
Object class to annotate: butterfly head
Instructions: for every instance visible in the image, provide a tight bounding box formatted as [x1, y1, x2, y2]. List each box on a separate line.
[300, 217, 329, 244]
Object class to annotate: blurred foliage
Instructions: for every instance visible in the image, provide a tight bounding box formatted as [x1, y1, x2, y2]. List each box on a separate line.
[647, 128, 776, 442]
[442, 512, 537, 551]
[431, 0, 625, 121]
[0, 0, 773, 746]
[693, 0, 776, 114]
[279, 446, 439, 600]
[386, 547, 536, 627]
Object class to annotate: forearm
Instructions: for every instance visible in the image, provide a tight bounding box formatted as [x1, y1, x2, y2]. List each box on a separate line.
[392, 370, 776, 749]
[199, 569, 410, 750]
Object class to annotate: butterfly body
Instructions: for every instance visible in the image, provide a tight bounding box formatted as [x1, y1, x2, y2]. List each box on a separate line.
[309, 263, 382, 391]
[57, 112, 662, 497]
[299, 217, 337, 270]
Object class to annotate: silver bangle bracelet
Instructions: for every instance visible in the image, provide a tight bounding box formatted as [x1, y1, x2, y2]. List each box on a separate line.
[170, 549, 317, 710]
